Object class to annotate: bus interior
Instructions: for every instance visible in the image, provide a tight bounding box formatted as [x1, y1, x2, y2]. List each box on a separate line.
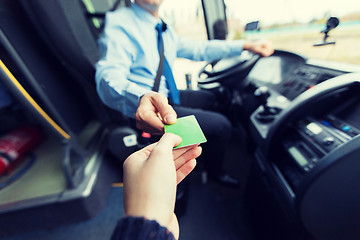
[0, 0, 360, 239]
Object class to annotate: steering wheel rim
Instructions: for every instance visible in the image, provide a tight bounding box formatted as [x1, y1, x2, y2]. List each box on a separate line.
[197, 51, 261, 86]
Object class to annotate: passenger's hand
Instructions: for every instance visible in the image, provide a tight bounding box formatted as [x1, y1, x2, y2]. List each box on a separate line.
[135, 92, 177, 135]
[123, 133, 201, 239]
[244, 39, 274, 57]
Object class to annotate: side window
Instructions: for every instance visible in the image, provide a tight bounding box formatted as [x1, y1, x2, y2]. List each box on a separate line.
[160, 0, 208, 90]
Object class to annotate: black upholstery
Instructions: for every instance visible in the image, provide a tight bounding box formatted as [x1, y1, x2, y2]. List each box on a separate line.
[19, 0, 113, 124]
[18, 0, 140, 160]
[20, 0, 99, 83]
[0, 0, 94, 135]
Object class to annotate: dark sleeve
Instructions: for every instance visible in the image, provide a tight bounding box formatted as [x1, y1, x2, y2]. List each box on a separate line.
[110, 216, 176, 240]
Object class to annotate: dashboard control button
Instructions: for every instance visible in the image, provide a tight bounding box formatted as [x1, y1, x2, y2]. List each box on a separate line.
[342, 125, 351, 131]
[322, 137, 335, 146]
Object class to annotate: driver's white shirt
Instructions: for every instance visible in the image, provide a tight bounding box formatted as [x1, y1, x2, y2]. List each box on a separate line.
[95, 2, 245, 118]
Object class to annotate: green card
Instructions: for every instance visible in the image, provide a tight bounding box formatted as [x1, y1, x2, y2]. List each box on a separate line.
[165, 115, 207, 149]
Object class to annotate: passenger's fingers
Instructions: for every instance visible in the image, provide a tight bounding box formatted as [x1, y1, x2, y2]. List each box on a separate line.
[147, 133, 182, 165]
[154, 133, 182, 150]
[172, 144, 199, 159]
[174, 146, 202, 170]
[176, 159, 197, 184]
[123, 142, 156, 166]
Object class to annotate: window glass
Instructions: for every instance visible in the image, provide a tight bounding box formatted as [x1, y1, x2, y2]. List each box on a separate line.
[160, 0, 208, 89]
[225, 0, 360, 65]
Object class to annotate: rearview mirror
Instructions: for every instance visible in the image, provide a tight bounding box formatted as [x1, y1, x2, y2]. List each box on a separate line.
[323, 17, 340, 34]
[314, 17, 340, 46]
[245, 21, 261, 32]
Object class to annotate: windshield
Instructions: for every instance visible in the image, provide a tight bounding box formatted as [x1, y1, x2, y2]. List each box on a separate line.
[225, 0, 360, 65]
[161, 0, 360, 66]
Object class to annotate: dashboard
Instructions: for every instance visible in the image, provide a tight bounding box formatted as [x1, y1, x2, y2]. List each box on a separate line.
[243, 50, 360, 240]
[196, 42, 360, 240]
[246, 50, 347, 101]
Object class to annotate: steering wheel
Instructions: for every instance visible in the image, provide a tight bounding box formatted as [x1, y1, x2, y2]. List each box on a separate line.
[197, 51, 261, 88]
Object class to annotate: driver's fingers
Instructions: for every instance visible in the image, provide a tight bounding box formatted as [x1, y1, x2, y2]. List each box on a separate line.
[150, 93, 177, 125]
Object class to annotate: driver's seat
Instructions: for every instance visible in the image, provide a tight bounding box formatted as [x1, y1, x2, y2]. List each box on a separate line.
[18, 0, 138, 160]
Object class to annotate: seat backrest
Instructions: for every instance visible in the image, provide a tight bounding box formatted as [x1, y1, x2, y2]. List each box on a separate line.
[20, 0, 99, 86]
[3, 0, 147, 162]
[18, 0, 130, 124]
[1, 0, 98, 137]
[82, 0, 131, 38]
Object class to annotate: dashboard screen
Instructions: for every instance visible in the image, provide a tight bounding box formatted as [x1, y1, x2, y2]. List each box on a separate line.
[248, 57, 283, 84]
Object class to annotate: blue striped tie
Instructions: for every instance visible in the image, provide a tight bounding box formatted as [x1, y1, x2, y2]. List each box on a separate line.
[155, 23, 180, 105]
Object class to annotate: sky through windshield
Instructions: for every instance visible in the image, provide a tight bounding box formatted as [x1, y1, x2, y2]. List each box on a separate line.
[161, 0, 359, 26]
[225, 0, 360, 25]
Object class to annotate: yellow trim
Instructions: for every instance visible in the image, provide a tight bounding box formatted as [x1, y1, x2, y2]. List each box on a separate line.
[0, 59, 71, 140]
[81, 0, 101, 29]
[112, 182, 124, 187]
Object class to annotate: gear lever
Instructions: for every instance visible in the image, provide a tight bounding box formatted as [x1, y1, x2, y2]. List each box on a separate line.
[254, 86, 281, 122]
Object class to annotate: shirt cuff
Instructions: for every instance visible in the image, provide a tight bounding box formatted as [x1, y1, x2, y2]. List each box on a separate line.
[228, 39, 245, 55]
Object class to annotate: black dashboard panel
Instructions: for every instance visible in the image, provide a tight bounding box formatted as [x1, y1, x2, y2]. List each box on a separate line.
[246, 49, 360, 240]
[246, 50, 347, 101]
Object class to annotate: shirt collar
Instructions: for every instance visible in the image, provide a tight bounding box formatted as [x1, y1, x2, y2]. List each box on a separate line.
[132, 3, 162, 28]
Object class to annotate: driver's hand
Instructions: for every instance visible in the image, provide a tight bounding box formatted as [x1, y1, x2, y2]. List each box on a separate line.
[243, 39, 274, 57]
[135, 92, 177, 135]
